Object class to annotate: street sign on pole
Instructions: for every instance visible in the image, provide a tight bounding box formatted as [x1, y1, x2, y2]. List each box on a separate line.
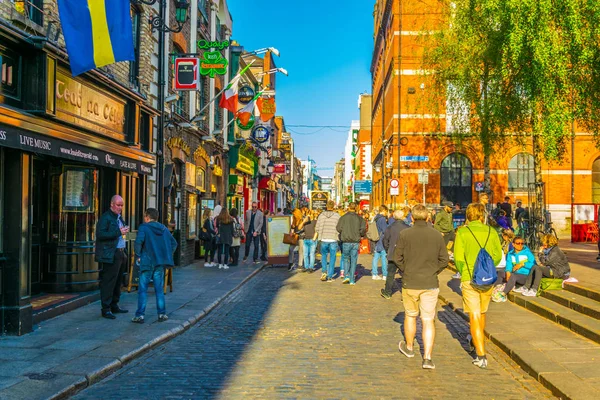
[419, 169, 428, 204]
[390, 178, 399, 188]
[390, 187, 399, 196]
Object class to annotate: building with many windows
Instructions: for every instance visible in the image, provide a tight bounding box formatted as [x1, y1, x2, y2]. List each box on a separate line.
[370, 0, 600, 235]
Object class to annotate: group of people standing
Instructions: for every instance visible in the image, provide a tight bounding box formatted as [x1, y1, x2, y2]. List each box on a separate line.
[200, 202, 269, 269]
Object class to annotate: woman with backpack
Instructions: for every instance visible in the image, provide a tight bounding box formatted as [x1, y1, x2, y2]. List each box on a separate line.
[202, 208, 217, 267]
[229, 208, 244, 267]
[215, 207, 233, 270]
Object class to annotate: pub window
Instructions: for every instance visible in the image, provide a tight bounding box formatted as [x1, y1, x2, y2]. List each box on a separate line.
[49, 165, 98, 243]
[198, 0, 209, 24]
[139, 112, 150, 152]
[187, 193, 197, 239]
[0, 49, 21, 104]
[508, 152, 535, 191]
[129, 5, 142, 87]
[13, 1, 43, 26]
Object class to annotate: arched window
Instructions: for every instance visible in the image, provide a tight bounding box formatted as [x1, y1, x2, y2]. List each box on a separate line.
[508, 153, 534, 191]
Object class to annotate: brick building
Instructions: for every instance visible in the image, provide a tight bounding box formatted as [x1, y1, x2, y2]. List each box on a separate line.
[370, 0, 600, 235]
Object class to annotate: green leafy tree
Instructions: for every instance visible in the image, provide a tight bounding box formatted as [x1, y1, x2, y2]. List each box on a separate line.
[423, 0, 600, 194]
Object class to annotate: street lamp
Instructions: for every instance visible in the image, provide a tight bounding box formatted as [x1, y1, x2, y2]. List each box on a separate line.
[134, 0, 190, 223]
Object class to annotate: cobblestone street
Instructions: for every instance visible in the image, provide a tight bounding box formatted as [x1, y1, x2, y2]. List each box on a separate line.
[74, 256, 553, 399]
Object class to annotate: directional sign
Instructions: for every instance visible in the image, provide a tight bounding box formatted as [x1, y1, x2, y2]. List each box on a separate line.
[418, 172, 429, 184]
[354, 180, 372, 194]
[400, 156, 429, 162]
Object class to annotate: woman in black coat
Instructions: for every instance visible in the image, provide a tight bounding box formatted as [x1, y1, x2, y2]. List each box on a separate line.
[216, 207, 234, 269]
[202, 208, 216, 267]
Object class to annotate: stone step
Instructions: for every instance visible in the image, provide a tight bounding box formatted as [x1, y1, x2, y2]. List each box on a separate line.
[508, 291, 600, 345]
[437, 270, 600, 400]
[541, 289, 600, 321]
[564, 281, 600, 303]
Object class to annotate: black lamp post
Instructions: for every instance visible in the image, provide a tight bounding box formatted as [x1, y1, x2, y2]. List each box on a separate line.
[134, 0, 189, 223]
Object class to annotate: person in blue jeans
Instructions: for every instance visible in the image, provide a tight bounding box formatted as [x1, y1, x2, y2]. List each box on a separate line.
[315, 201, 341, 282]
[337, 202, 366, 285]
[302, 212, 317, 271]
[132, 208, 178, 324]
[372, 206, 389, 280]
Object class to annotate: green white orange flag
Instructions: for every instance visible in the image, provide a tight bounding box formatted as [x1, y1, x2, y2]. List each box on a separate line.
[219, 62, 253, 113]
[236, 91, 262, 126]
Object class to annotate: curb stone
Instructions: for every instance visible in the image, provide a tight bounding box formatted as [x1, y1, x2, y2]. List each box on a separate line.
[438, 290, 574, 400]
[48, 263, 268, 400]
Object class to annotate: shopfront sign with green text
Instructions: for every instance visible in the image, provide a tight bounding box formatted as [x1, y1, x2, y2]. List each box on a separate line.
[236, 154, 255, 176]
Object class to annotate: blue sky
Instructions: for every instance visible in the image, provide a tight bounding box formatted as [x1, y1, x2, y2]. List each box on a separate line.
[227, 0, 373, 172]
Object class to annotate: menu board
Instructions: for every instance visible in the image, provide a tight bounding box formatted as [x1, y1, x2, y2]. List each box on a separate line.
[267, 216, 292, 263]
[62, 166, 94, 212]
[311, 191, 329, 210]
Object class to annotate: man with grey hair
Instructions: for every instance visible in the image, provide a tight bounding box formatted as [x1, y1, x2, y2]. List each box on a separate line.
[393, 204, 448, 369]
[381, 209, 410, 299]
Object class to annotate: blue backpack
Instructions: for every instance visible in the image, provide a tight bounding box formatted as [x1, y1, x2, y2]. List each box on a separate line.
[466, 227, 497, 291]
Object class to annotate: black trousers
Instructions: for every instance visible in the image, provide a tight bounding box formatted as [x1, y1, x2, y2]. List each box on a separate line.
[217, 243, 231, 265]
[383, 261, 398, 296]
[244, 234, 260, 261]
[525, 265, 553, 290]
[100, 249, 127, 312]
[260, 233, 267, 259]
[230, 246, 240, 265]
[503, 273, 528, 294]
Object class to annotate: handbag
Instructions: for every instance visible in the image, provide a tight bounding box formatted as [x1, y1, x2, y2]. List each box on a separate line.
[283, 231, 299, 246]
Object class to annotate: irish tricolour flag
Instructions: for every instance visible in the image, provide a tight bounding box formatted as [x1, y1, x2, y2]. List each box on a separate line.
[218, 62, 253, 113]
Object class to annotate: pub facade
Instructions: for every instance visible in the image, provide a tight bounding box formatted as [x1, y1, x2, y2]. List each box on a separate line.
[0, 2, 157, 335]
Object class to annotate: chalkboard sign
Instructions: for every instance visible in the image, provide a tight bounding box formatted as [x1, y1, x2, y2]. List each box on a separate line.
[266, 216, 291, 266]
[311, 191, 329, 210]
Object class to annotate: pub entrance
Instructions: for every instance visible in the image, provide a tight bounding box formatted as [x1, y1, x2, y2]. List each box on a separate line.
[31, 158, 49, 296]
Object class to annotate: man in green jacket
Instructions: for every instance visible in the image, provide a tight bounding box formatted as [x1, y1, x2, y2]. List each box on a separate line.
[434, 201, 455, 248]
[454, 203, 503, 369]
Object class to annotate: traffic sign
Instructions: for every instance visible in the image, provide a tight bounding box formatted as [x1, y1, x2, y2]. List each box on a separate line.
[475, 182, 484, 192]
[390, 187, 399, 196]
[390, 179, 399, 188]
[418, 172, 429, 184]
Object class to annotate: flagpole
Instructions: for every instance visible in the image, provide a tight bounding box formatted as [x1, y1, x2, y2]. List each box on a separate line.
[193, 60, 255, 119]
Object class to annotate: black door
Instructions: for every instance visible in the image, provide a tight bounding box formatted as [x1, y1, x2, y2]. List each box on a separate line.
[440, 153, 472, 207]
[31, 158, 48, 295]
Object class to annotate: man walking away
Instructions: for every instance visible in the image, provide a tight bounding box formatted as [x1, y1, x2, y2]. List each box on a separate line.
[132, 208, 178, 323]
[315, 201, 341, 282]
[393, 205, 448, 369]
[500, 196, 513, 227]
[337, 202, 366, 285]
[454, 203, 503, 369]
[244, 202, 264, 263]
[434, 201, 456, 249]
[372, 205, 389, 280]
[95, 195, 129, 320]
[381, 209, 410, 299]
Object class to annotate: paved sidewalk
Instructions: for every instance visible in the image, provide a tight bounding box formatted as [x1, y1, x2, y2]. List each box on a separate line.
[0, 260, 266, 400]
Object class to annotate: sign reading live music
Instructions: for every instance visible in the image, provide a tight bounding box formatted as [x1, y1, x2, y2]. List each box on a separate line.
[0, 124, 153, 175]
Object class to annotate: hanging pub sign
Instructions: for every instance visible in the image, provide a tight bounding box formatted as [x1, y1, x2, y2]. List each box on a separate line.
[236, 114, 255, 130]
[197, 39, 230, 50]
[257, 97, 276, 122]
[200, 51, 228, 78]
[174, 58, 200, 90]
[251, 126, 270, 144]
[238, 86, 255, 104]
[273, 164, 286, 174]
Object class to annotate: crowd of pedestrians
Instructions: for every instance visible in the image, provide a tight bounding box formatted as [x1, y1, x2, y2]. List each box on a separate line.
[188, 193, 574, 371]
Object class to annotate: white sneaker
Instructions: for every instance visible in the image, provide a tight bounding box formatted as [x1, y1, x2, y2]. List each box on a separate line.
[523, 289, 537, 297]
[218, 264, 225, 269]
[205, 262, 215, 268]
[222, 265, 230, 270]
[372, 275, 379, 280]
[513, 286, 526, 293]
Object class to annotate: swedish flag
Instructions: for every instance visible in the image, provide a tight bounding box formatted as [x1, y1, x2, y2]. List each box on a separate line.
[57, 0, 134, 76]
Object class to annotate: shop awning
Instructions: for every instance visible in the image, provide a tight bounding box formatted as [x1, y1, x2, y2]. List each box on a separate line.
[259, 177, 276, 192]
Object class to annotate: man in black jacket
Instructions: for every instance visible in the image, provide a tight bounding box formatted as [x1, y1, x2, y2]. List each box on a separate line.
[95, 195, 130, 319]
[393, 205, 448, 369]
[381, 209, 410, 299]
[336, 202, 366, 285]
